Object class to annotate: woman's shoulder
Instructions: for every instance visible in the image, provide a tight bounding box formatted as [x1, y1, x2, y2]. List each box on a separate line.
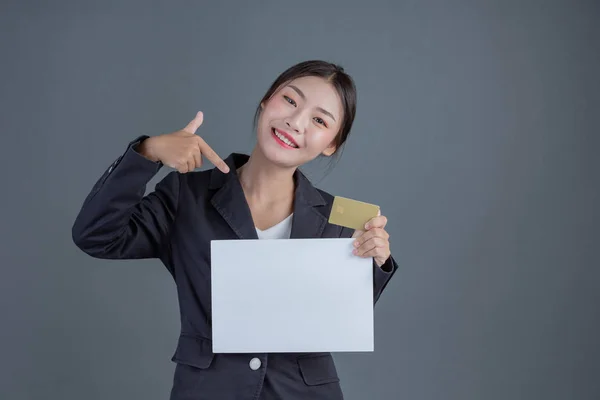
[315, 187, 335, 205]
[177, 168, 213, 189]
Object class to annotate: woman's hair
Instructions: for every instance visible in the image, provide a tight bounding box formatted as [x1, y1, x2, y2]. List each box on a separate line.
[253, 60, 357, 155]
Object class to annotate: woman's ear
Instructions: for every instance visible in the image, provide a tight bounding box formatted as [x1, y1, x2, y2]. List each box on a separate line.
[321, 142, 337, 157]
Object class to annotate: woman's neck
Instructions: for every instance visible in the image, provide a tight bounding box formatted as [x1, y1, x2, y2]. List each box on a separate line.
[237, 148, 296, 204]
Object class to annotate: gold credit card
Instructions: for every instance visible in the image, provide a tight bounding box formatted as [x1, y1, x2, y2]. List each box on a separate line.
[328, 196, 380, 231]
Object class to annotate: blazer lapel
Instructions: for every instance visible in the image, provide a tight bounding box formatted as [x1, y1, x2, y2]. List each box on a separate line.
[209, 154, 328, 240]
[209, 154, 258, 240]
[289, 169, 328, 239]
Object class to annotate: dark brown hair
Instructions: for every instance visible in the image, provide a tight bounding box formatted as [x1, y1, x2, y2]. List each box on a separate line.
[253, 60, 357, 155]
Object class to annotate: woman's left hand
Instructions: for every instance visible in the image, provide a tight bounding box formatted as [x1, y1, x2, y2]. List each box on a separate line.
[352, 213, 391, 268]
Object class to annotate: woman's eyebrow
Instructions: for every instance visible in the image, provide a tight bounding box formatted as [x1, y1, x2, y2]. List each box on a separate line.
[288, 85, 306, 100]
[288, 85, 337, 122]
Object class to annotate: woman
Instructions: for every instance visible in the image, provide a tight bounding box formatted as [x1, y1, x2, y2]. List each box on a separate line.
[72, 60, 399, 400]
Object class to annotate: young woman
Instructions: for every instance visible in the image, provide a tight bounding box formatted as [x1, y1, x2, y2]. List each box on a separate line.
[72, 60, 399, 400]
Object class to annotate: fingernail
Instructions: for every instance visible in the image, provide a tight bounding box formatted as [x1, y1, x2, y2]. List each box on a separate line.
[354, 241, 359, 247]
[364, 223, 370, 230]
[352, 249, 358, 255]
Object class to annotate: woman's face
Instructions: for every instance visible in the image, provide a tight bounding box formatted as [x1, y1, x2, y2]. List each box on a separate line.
[255, 75, 343, 168]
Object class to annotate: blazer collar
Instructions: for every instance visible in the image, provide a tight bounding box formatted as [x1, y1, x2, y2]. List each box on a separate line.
[209, 153, 328, 240]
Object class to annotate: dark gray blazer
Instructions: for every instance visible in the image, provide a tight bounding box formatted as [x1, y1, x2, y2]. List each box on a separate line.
[72, 136, 399, 400]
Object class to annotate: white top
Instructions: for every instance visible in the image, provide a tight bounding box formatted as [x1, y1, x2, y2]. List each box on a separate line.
[255, 214, 293, 240]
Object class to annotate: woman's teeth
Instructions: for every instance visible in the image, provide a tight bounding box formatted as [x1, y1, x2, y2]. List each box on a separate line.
[273, 129, 298, 148]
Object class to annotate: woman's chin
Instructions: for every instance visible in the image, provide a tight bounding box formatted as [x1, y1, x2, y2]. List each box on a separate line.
[259, 142, 306, 169]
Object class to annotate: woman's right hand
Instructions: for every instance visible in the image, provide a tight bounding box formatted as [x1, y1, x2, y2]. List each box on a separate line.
[137, 111, 230, 174]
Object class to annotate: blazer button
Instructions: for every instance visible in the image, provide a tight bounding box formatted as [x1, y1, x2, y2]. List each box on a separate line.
[249, 357, 261, 370]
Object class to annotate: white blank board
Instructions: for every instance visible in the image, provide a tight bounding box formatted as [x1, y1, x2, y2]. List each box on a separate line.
[210, 238, 374, 353]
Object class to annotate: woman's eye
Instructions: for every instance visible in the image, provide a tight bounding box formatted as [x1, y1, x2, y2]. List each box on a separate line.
[314, 117, 326, 126]
[283, 95, 296, 106]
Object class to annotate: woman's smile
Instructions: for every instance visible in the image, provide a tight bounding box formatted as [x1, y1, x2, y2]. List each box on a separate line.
[271, 128, 299, 149]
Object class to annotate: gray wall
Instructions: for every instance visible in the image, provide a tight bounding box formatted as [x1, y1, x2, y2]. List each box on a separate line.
[1, 1, 598, 399]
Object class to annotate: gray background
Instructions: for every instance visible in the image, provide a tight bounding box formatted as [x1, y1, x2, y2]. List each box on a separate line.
[1, 1, 598, 399]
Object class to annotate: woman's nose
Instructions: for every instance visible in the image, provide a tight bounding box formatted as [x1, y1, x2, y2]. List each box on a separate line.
[285, 120, 300, 133]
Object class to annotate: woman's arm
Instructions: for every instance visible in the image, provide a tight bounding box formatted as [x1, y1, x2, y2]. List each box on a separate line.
[72, 136, 179, 260]
[339, 225, 399, 304]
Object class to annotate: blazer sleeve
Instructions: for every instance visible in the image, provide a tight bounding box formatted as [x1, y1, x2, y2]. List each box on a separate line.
[339, 226, 399, 304]
[72, 136, 179, 261]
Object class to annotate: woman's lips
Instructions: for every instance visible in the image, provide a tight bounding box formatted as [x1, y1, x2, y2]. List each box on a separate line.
[272, 128, 299, 149]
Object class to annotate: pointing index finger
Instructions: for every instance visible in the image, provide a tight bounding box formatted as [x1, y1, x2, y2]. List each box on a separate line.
[197, 138, 230, 173]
